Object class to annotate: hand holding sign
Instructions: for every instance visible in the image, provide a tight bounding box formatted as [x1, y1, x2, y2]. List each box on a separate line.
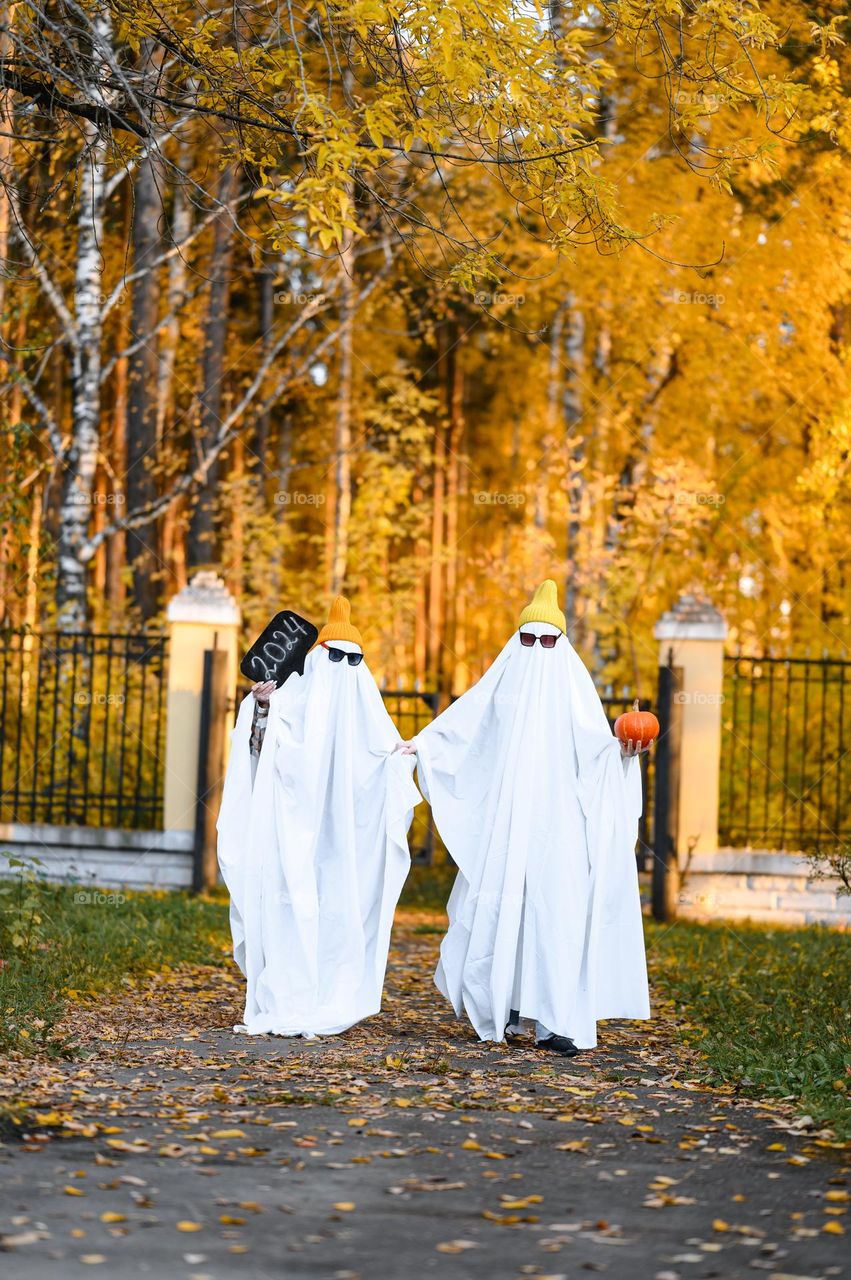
[241, 610, 319, 688]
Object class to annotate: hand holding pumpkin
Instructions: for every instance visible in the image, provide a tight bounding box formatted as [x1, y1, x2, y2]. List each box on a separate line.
[614, 700, 660, 756]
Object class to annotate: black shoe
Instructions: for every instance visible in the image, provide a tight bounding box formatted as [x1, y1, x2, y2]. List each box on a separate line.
[504, 1008, 524, 1041]
[536, 1033, 580, 1057]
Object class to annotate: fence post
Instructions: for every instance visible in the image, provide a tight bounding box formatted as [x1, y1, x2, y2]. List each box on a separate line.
[192, 648, 230, 892]
[164, 572, 241, 837]
[653, 595, 727, 868]
[651, 651, 680, 921]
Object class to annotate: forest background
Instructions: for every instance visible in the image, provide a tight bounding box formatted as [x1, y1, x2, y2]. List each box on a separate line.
[2, 0, 850, 698]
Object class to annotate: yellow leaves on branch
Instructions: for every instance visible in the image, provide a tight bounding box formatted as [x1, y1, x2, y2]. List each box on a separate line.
[121, 0, 801, 261]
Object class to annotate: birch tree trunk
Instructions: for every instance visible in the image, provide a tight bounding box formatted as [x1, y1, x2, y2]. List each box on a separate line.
[56, 8, 112, 627]
[0, 5, 13, 325]
[155, 136, 193, 439]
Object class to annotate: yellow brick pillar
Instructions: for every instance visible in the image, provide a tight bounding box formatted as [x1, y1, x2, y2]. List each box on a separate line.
[164, 572, 241, 833]
[654, 595, 727, 858]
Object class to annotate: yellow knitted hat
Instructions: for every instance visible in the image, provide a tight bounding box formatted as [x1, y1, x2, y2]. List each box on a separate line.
[317, 595, 363, 647]
[518, 579, 566, 634]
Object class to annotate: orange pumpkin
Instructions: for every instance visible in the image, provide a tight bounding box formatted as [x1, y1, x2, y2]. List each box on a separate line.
[614, 699, 659, 749]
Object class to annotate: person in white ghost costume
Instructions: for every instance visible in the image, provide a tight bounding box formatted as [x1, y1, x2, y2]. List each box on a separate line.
[398, 580, 652, 1056]
[217, 596, 421, 1037]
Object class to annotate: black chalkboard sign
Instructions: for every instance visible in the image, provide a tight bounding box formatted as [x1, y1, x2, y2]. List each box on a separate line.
[240, 611, 319, 687]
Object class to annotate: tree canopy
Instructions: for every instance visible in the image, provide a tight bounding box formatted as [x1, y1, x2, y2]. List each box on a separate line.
[1, 1, 849, 690]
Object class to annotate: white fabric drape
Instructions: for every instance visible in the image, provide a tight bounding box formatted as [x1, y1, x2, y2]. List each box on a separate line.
[414, 631, 650, 1048]
[217, 648, 421, 1036]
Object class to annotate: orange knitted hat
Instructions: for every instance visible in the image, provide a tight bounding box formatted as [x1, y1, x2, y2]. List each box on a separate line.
[316, 596, 363, 648]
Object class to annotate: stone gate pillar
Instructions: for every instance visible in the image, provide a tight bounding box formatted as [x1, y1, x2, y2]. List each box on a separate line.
[163, 572, 241, 833]
[654, 595, 727, 858]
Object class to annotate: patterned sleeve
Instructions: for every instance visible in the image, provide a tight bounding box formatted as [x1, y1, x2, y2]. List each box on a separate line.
[249, 703, 270, 758]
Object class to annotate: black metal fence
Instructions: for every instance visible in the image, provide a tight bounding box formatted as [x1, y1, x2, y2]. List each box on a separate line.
[720, 653, 851, 852]
[0, 629, 168, 829]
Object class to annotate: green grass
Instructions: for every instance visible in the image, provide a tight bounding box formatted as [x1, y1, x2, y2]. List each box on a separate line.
[0, 861, 230, 1057]
[645, 918, 851, 1138]
[399, 861, 455, 910]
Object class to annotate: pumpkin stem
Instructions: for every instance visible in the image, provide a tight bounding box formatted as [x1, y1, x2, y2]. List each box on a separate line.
[633, 698, 640, 712]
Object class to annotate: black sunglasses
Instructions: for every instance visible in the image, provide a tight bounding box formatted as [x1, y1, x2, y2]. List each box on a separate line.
[519, 632, 560, 649]
[322, 642, 363, 666]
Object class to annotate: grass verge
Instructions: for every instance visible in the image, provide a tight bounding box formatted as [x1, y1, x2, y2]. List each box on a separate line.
[0, 860, 230, 1058]
[645, 918, 850, 1139]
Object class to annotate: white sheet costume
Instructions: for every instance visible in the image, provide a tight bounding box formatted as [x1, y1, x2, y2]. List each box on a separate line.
[217, 597, 421, 1036]
[413, 580, 650, 1050]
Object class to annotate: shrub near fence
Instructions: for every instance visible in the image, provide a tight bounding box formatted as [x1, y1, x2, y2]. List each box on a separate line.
[0, 630, 168, 830]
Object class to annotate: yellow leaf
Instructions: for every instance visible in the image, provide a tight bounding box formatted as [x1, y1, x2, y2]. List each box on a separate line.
[220, 1215, 246, 1225]
[34, 1111, 66, 1126]
[823, 1220, 845, 1235]
[333, 1202, 355, 1212]
[100, 1212, 125, 1223]
[712, 1219, 730, 1232]
[462, 1139, 481, 1150]
[176, 1221, 202, 1232]
[826, 1190, 850, 1202]
[348, 1118, 367, 1127]
[63, 1186, 85, 1196]
[211, 1129, 244, 1139]
[105, 1138, 149, 1152]
[766, 1143, 785, 1151]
